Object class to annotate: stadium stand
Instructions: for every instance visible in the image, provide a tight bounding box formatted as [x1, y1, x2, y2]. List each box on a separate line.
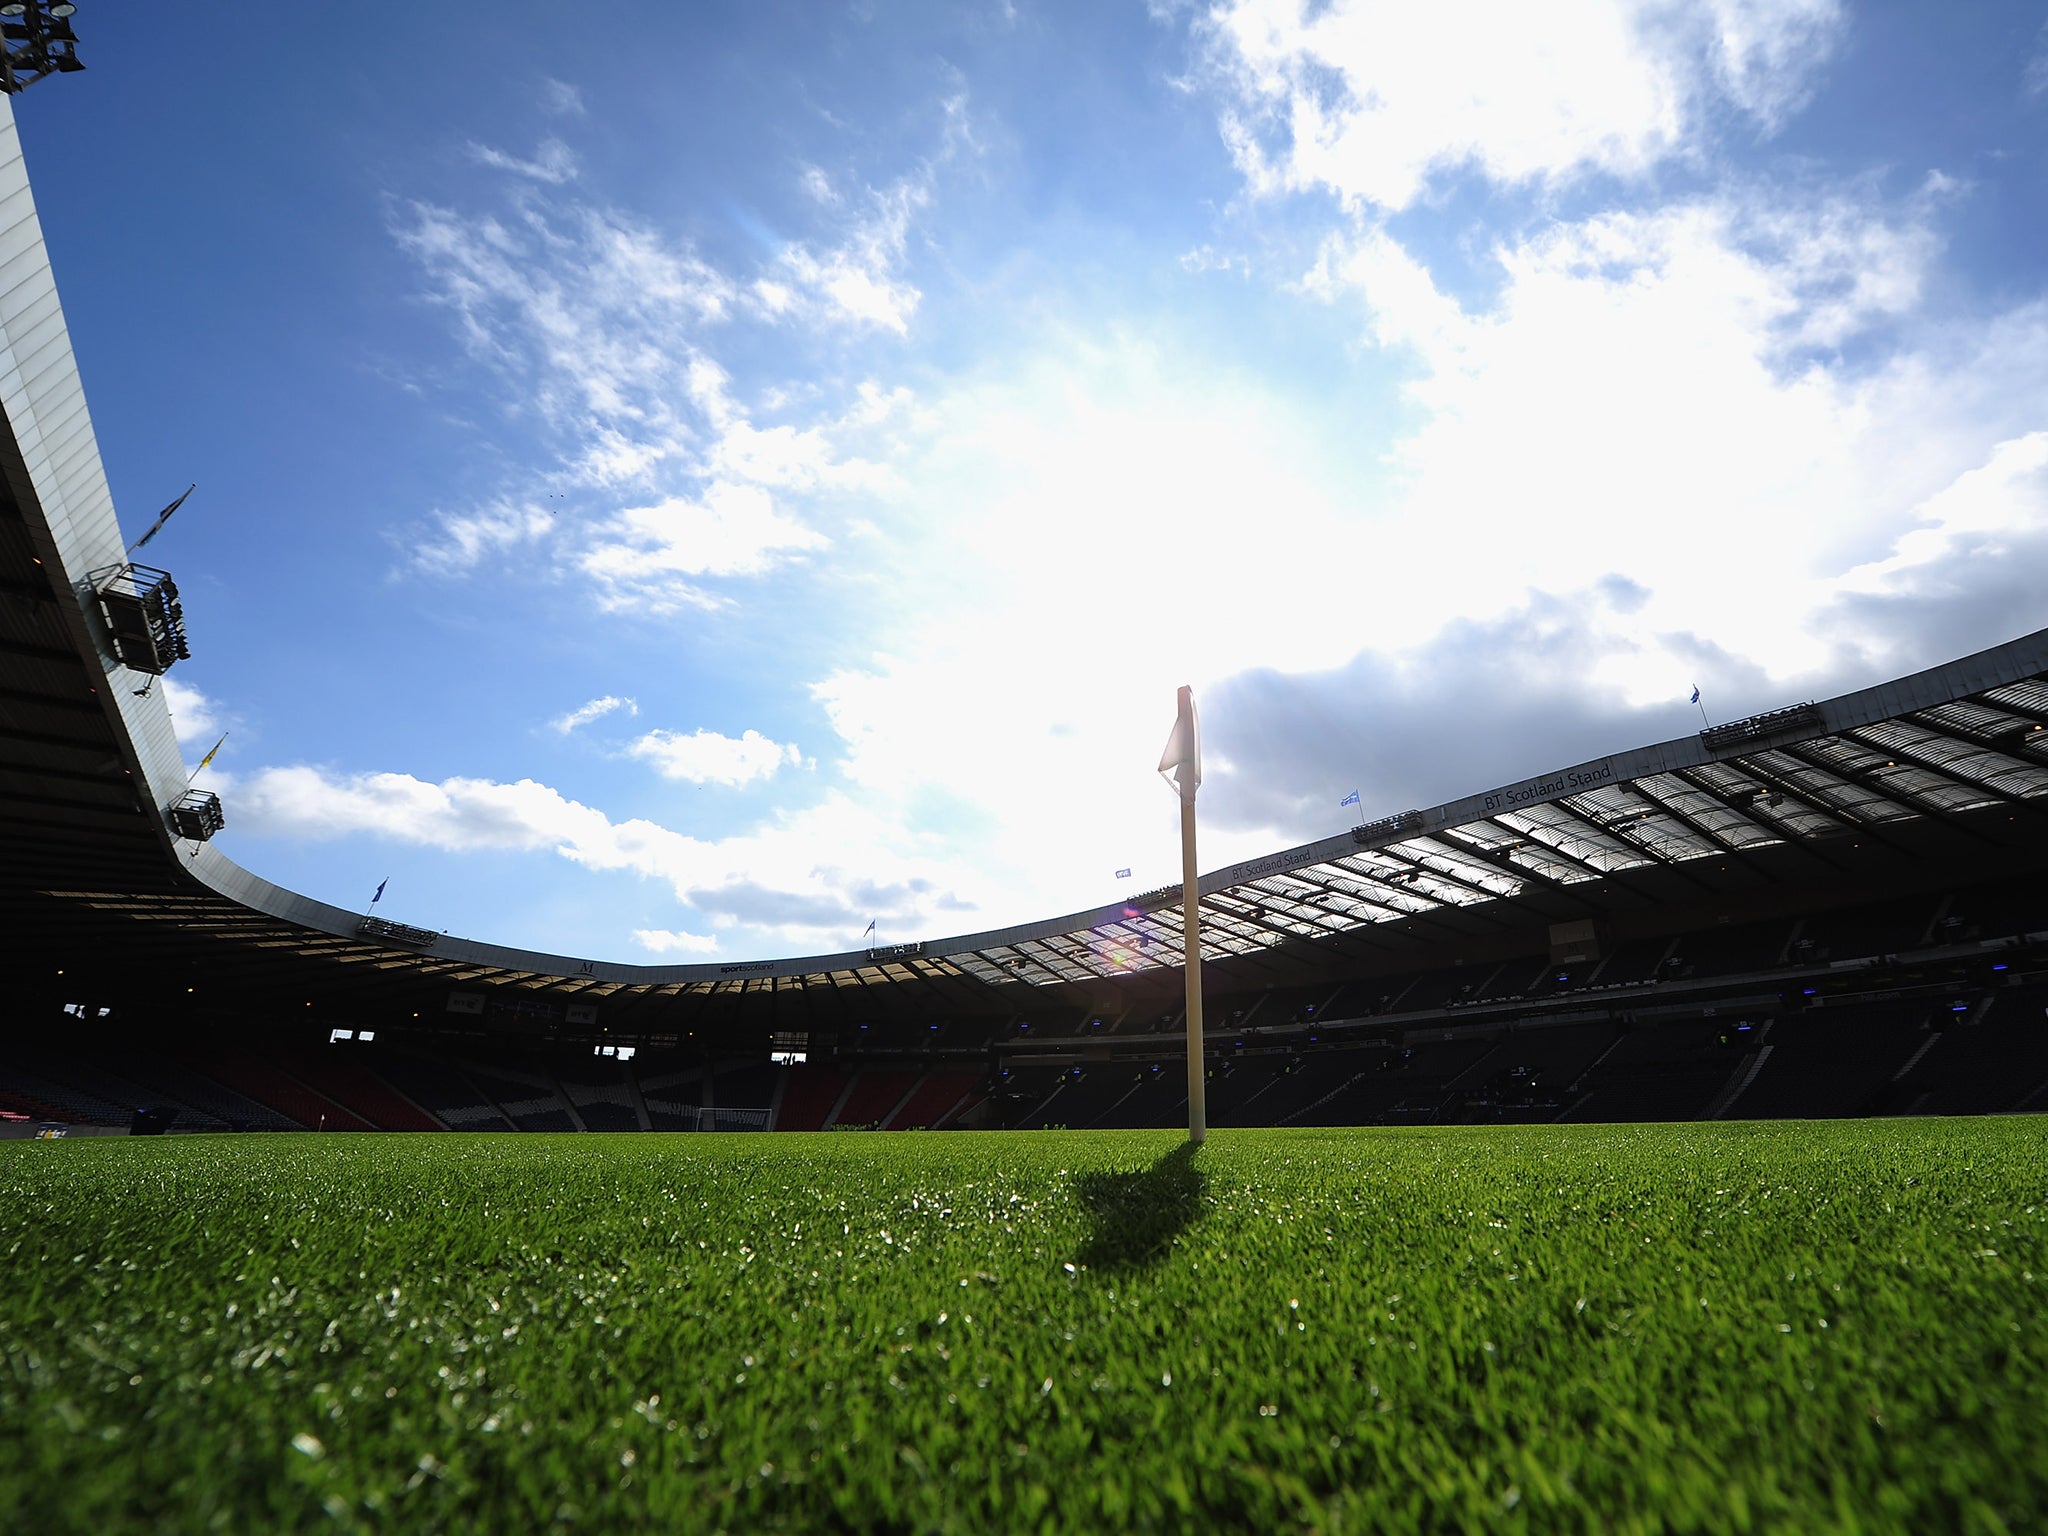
[772, 1064, 854, 1132]
[882, 1070, 979, 1129]
[273, 1050, 442, 1131]
[830, 1070, 923, 1129]
[375, 1055, 513, 1131]
[557, 1059, 646, 1132]
[1668, 919, 1793, 979]
[1557, 1021, 1737, 1124]
[102, 1054, 300, 1132]
[460, 1066, 576, 1132]
[190, 1053, 373, 1131]
[709, 1061, 779, 1116]
[1727, 1002, 1934, 1119]
[1909, 982, 2048, 1115]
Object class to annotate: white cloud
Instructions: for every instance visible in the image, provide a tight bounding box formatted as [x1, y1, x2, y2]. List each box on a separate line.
[1179, 244, 1250, 277]
[551, 695, 638, 734]
[391, 196, 735, 485]
[633, 928, 720, 955]
[798, 164, 839, 205]
[577, 483, 829, 610]
[1691, 0, 1847, 125]
[226, 764, 985, 955]
[1200, 0, 1843, 210]
[626, 728, 804, 786]
[770, 179, 928, 334]
[405, 499, 556, 576]
[2026, 29, 2048, 100]
[540, 79, 585, 117]
[467, 137, 580, 184]
[159, 676, 224, 750]
[1831, 432, 2048, 601]
[1284, 191, 2046, 693]
[390, 155, 921, 598]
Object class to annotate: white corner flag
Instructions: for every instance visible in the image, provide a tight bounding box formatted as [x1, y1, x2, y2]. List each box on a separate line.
[1158, 686, 1201, 803]
[1158, 685, 1206, 1144]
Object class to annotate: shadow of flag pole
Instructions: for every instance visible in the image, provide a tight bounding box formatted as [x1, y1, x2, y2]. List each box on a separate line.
[1158, 685, 1206, 1145]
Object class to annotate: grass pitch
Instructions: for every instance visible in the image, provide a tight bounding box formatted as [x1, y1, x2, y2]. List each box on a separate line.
[2, 1119, 2043, 1533]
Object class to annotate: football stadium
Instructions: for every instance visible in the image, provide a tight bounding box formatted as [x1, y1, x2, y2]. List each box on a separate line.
[5, 9, 2048, 1532]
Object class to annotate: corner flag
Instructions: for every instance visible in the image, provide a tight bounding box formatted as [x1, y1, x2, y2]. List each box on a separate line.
[1158, 685, 1207, 1145]
[1157, 686, 1200, 803]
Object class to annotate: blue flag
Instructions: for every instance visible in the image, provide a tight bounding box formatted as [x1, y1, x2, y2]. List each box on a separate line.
[371, 878, 387, 906]
[1340, 790, 1360, 807]
[1690, 685, 1701, 705]
[1115, 867, 1132, 880]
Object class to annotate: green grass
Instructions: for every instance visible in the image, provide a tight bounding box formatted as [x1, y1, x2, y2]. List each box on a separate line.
[2, 1119, 2044, 1533]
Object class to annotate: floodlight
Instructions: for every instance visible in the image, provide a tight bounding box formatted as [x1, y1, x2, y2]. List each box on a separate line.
[2, 1, 86, 94]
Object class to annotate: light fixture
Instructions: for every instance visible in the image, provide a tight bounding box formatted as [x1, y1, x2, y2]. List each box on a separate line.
[50, 2, 76, 14]
[0, 6, 28, 16]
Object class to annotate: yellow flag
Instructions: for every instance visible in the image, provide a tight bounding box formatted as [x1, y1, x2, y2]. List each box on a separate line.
[196, 732, 226, 773]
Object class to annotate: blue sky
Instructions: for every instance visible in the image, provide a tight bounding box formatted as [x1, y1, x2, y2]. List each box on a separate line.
[17, 2, 2048, 960]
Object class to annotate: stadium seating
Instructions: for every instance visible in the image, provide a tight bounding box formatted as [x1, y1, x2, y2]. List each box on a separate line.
[882, 1070, 978, 1129]
[1796, 897, 1939, 961]
[830, 1070, 922, 1129]
[1908, 982, 2048, 1114]
[558, 1059, 646, 1132]
[773, 1064, 853, 1131]
[1556, 1021, 1733, 1123]
[17, 868, 2046, 1139]
[1203, 1059, 1286, 1127]
[709, 1060, 779, 1113]
[1728, 1003, 1928, 1119]
[459, 1066, 577, 1132]
[275, 1050, 442, 1131]
[1668, 918, 1793, 978]
[1586, 939, 1672, 987]
[0, 1058, 140, 1125]
[190, 1052, 374, 1131]
[375, 1055, 513, 1130]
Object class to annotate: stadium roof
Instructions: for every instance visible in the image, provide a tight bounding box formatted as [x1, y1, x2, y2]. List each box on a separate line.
[4, 99, 2048, 1037]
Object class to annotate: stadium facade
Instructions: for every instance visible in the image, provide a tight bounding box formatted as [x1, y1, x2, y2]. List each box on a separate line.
[3, 94, 2048, 1134]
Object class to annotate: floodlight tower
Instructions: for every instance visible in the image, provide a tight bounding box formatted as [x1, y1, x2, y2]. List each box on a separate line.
[0, 0, 82, 95]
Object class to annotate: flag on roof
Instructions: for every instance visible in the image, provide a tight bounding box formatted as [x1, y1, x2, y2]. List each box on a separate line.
[863, 919, 876, 937]
[371, 878, 387, 907]
[1115, 867, 1131, 880]
[195, 732, 226, 774]
[1690, 685, 1701, 705]
[1157, 686, 1200, 803]
[131, 483, 194, 552]
[1340, 790, 1360, 807]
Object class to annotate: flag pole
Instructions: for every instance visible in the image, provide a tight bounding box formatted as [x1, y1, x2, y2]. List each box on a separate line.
[1179, 786, 1206, 1145]
[1158, 684, 1206, 1145]
[188, 732, 227, 787]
